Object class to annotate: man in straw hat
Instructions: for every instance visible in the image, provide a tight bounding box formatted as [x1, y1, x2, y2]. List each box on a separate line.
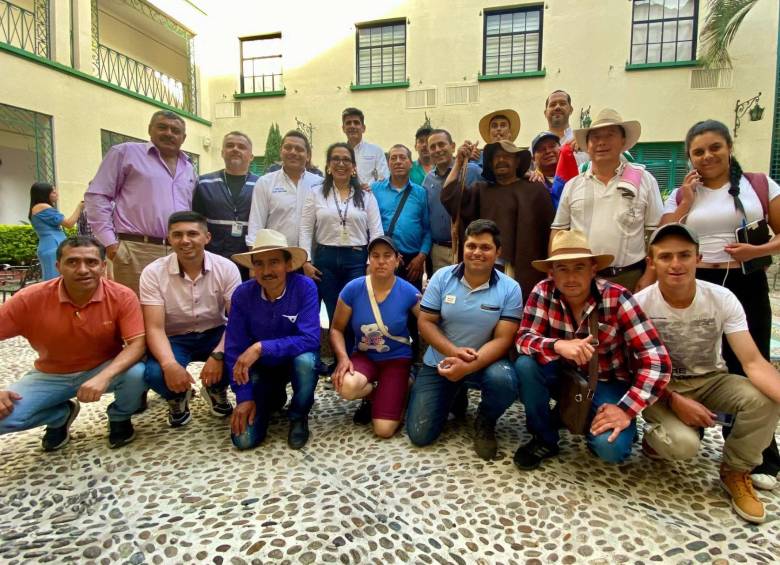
[442, 139, 554, 299]
[551, 108, 664, 292]
[226, 229, 320, 450]
[513, 230, 671, 469]
[635, 223, 780, 524]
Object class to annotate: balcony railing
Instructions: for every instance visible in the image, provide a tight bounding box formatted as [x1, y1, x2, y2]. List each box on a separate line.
[95, 43, 195, 112]
[0, 0, 48, 58]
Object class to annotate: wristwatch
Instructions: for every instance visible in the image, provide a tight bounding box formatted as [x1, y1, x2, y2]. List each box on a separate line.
[210, 352, 224, 361]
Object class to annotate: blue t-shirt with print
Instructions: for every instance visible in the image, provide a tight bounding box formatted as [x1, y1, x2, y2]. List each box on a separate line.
[339, 276, 419, 361]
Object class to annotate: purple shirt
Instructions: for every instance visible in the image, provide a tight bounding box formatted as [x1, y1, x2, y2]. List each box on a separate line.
[85, 142, 197, 246]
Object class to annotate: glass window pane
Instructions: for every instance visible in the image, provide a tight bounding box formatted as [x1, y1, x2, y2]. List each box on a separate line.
[664, 0, 679, 18]
[631, 44, 647, 64]
[633, 23, 648, 44]
[679, 0, 694, 17]
[525, 53, 539, 71]
[242, 60, 253, 77]
[647, 42, 661, 63]
[500, 13, 512, 34]
[394, 24, 405, 42]
[661, 42, 677, 62]
[525, 33, 539, 54]
[526, 10, 540, 31]
[648, 22, 662, 42]
[358, 28, 369, 47]
[633, 0, 650, 22]
[663, 21, 678, 42]
[381, 26, 393, 45]
[513, 12, 526, 33]
[358, 50, 369, 66]
[486, 14, 500, 35]
[649, 0, 664, 19]
[485, 58, 498, 75]
[370, 27, 380, 46]
[276, 76, 284, 91]
[485, 36, 499, 56]
[677, 40, 692, 61]
[678, 19, 693, 41]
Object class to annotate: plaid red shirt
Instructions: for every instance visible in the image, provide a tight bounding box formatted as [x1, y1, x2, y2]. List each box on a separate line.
[516, 277, 671, 417]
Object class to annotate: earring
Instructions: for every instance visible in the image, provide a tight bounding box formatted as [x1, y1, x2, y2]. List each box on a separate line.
[351, 170, 357, 178]
[325, 167, 331, 175]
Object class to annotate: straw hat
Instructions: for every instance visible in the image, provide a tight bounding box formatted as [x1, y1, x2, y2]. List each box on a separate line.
[232, 229, 308, 270]
[573, 108, 641, 152]
[481, 140, 532, 182]
[531, 230, 614, 272]
[478, 109, 521, 143]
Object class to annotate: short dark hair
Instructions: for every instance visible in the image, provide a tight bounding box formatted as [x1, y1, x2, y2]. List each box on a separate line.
[223, 131, 252, 148]
[389, 144, 412, 159]
[490, 114, 510, 125]
[168, 210, 208, 230]
[56, 236, 105, 261]
[415, 126, 433, 140]
[545, 90, 572, 108]
[428, 128, 453, 144]
[251, 249, 292, 264]
[150, 110, 185, 127]
[341, 107, 365, 124]
[282, 130, 311, 154]
[464, 219, 501, 249]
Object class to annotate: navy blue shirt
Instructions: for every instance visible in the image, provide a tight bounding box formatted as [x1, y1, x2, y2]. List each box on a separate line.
[371, 178, 432, 256]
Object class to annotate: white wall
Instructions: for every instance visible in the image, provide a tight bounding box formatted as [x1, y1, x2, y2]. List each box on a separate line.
[0, 146, 36, 225]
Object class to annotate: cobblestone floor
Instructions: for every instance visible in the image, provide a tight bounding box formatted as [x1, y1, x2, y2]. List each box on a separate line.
[0, 333, 779, 564]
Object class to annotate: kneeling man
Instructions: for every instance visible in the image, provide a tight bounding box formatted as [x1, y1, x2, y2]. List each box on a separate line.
[406, 219, 523, 460]
[0, 236, 146, 449]
[636, 223, 780, 524]
[514, 230, 671, 468]
[227, 230, 320, 449]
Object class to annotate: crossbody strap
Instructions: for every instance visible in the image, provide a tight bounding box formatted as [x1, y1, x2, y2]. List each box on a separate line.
[386, 186, 412, 238]
[365, 275, 411, 345]
[587, 308, 600, 393]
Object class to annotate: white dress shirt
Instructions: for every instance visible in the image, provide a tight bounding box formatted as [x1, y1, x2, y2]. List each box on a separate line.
[298, 185, 384, 259]
[354, 140, 389, 186]
[246, 168, 321, 247]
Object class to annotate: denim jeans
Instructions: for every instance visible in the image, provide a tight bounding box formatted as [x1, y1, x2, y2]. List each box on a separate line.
[406, 359, 518, 447]
[232, 352, 318, 450]
[0, 360, 146, 433]
[514, 355, 636, 464]
[144, 325, 229, 400]
[314, 245, 368, 325]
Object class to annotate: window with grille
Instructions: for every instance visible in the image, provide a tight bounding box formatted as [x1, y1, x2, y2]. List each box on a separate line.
[482, 6, 543, 76]
[632, 142, 687, 198]
[240, 34, 284, 94]
[630, 0, 698, 65]
[356, 21, 406, 86]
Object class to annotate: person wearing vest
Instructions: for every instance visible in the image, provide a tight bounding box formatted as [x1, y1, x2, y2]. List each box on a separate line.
[660, 119, 780, 490]
[193, 131, 258, 280]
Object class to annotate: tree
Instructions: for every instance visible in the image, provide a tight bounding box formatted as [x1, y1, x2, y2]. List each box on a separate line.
[262, 122, 282, 169]
[699, 0, 760, 68]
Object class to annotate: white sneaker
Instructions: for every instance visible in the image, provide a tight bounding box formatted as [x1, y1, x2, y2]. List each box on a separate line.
[750, 473, 778, 491]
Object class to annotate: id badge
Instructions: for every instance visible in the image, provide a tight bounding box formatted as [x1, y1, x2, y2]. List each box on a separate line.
[340, 226, 349, 245]
[231, 222, 243, 237]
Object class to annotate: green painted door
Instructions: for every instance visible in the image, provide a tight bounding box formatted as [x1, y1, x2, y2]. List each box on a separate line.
[632, 142, 688, 199]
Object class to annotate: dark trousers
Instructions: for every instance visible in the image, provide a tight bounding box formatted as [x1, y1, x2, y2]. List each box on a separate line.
[397, 252, 423, 362]
[314, 245, 367, 349]
[696, 267, 780, 475]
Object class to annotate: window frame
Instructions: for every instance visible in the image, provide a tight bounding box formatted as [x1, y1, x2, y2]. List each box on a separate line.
[354, 20, 407, 87]
[239, 33, 284, 95]
[629, 0, 699, 66]
[481, 5, 544, 78]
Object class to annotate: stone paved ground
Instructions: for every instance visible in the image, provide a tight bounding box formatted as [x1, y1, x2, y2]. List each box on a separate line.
[2, 270, 780, 563]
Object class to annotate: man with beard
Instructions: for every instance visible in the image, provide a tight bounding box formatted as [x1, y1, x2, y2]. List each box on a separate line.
[544, 90, 589, 167]
[193, 131, 258, 280]
[442, 140, 554, 300]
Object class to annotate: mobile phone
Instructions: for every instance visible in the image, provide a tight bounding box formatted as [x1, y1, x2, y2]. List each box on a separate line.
[714, 412, 734, 427]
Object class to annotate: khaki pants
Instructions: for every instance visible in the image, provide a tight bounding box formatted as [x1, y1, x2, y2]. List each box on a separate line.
[430, 243, 454, 273]
[111, 240, 171, 295]
[643, 372, 780, 471]
[606, 267, 643, 292]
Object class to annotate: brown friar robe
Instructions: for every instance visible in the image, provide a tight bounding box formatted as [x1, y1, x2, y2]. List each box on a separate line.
[441, 177, 554, 300]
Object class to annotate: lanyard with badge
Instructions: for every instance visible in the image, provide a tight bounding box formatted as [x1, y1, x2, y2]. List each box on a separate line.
[222, 171, 247, 237]
[333, 190, 351, 245]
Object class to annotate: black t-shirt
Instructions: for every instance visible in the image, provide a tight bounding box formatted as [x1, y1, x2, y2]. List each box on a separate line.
[224, 173, 246, 201]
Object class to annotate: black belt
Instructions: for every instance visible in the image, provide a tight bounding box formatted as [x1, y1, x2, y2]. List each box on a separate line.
[598, 259, 645, 278]
[117, 233, 167, 245]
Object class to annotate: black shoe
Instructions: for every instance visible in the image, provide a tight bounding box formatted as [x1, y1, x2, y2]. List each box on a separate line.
[200, 386, 233, 417]
[108, 419, 136, 449]
[133, 390, 148, 415]
[353, 399, 372, 425]
[167, 390, 193, 428]
[288, 417, 310, 449]
[513, 437, 560, 470]
[473, 412, 498, 460]
[42, 399, 80, 452]
[450, 387, 468, 421]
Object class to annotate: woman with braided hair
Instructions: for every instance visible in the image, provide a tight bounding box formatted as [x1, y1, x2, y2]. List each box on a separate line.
[660, 119, 780, 490]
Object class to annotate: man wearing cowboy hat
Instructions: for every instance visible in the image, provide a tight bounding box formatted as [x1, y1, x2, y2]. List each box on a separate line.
[141, 211, 242, 428]
[226, 229, 320, 450]
[551, 108, 664, 292]
[513, 230, 671, 469]
[460, 109, 523, 167]
[442, 139, 554, 299]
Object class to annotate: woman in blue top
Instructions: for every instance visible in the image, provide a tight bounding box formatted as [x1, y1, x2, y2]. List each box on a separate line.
[28, 182, 82, 280]
[330, 236, 420, 438]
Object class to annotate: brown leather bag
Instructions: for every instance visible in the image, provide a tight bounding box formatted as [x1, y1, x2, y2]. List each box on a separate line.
[556, 311, 600, 435]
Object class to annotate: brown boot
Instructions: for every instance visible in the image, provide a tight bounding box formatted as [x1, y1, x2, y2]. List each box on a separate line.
[720, 463, 766, 524]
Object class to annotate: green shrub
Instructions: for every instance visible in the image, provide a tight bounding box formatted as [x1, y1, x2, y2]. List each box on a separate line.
[0, 225, 77, 264]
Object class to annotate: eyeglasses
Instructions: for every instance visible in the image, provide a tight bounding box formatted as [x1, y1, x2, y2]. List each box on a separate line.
[329, 157, 353, 165]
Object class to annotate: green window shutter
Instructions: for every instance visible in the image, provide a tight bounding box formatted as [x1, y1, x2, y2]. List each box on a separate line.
[632, 142, 687, 199]
[249, 157, 265, 176]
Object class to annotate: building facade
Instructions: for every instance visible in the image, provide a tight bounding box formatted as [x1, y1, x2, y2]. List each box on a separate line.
[1, 0, 778, 224]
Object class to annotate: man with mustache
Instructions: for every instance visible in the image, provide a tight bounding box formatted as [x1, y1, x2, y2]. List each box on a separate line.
[193, 132, 259, 280]
[342, 107, 389, 188]
[85, 111, 197, 295]
[141, 211, 241, 428]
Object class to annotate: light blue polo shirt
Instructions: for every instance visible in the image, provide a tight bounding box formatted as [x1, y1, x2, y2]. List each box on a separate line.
[420, 264, 523, 367]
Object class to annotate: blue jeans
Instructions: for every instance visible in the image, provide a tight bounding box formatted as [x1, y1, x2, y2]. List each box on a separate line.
[514, 355, 636, 464]
[232, 352, 318, 450]
[0, 360, 146, 433]
[144, 325, 229, 400]
[314, 245, 368, 325]
[406, 360, 518, 447]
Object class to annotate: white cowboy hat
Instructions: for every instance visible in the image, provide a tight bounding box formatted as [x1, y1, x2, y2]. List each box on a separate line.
[231, 229, 308, 270]
[478, 109, 521, 143]
[532, 230, 614, 272]
[573, 108, 641, 152]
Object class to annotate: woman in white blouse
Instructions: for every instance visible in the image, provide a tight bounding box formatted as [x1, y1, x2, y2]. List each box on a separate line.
[299, 142, 384, 330]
